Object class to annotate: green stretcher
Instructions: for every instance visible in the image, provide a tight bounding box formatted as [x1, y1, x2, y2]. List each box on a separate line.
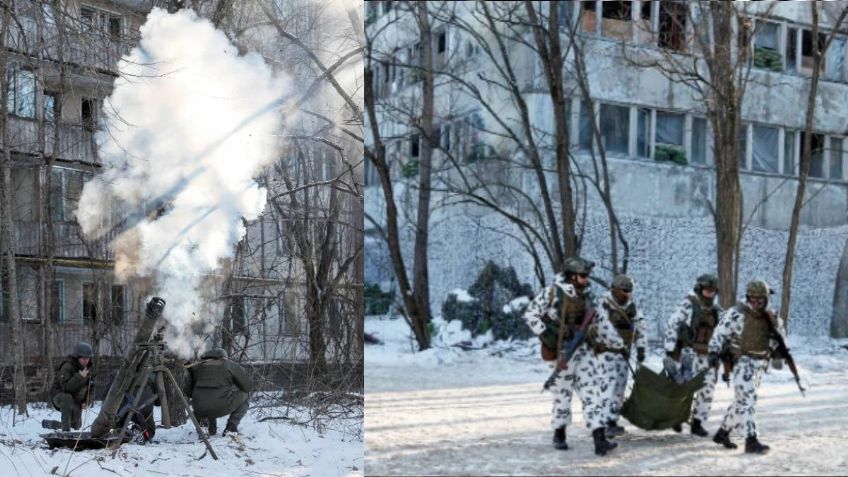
[621, 365, 710, 431]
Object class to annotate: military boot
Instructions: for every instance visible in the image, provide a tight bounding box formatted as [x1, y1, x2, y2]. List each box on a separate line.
[690, 419, 709, 437]
[207, 418, 217, 436]
[552, 426, 568, 450]
[672, 423, 682, 433]
[745, 435, 770, 455]
[713, 428, 737, 449]
[223, 421, 239, 436]
[606, 419, 624, 438]
[41, 419, 63, 430]
[592, 428, 618, 456]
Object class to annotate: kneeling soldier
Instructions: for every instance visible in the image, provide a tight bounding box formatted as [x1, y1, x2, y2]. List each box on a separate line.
[49, 342, 93, 431]
[187, 348, 254, 436]
[663, 274, 722, 437]
[708, 280, 784, 454]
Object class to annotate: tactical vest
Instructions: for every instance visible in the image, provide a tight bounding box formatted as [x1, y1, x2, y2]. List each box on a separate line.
[688, 295, 719, 355]
[733, 303, 773, 359]
[604, 298, 637, 346]
[539, 286, 588, 358]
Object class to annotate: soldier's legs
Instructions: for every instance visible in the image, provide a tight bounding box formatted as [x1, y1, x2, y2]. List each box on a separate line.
[572, 350, 606, 431]
[549, 364, 576, 430]
[720, 356, 767, 436]
[52, 393, 81, 431]
[691, 354, 718, 423]
[609, 354, 629, 422]
[226, 392, 250, 430]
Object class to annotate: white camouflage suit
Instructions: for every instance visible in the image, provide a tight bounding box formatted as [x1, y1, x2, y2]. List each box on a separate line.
[594, 292, 647, 424]
[523, 274, 616, 431]
[708, 303, 786, 438]
[663, 293, 720, 423]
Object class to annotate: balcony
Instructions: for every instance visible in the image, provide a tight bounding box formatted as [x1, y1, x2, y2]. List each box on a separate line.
[7, 116, 98, 165]
[5, 18, 129, 74]
[13, 221, 120, 262]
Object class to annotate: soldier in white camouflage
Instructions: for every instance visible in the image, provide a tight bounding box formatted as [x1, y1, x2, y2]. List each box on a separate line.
[591, 274, 647, 438]
[523, 257, 619, 456]
[663, 273, 722, 437]
[708, 280, 786, 455]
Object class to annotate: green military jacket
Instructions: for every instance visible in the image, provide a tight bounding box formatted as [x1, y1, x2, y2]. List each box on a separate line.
[188, 355, 254, 417]
[50, 357, 91, 405]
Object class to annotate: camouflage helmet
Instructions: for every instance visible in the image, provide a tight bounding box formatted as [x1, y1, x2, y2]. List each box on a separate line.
[563, 257, 595, 276]
[73, 342, 93, 359]
[745, 280, 774, 298]
[611, 274, 634, 292]
[694, 273, 719, 293]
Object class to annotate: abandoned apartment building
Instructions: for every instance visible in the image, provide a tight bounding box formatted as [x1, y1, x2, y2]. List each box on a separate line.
[365, 1, 848, 337]
[0, 0, 323, 400]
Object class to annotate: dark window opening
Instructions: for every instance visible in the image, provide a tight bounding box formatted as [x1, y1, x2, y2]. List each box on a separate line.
[51, 280, 64, 322]
[410, 134, 420, 157]
[231, 296, 246, 335]
[108, 16, 121, 40]
[801, 29, 827, 75]
[438, 31, 446, 53]
[81, 97, 96, 130]
[602, 1, 631, 20]
[801, 132, 826, 177]
[581, 1, 597, 33]
[658, 1, 687, 51]
[601, 1, 632, 40]
[83, 283, 97, 324]
[641, 1, 652, 20]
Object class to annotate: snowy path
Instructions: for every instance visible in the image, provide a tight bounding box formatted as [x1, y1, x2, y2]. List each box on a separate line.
[365, 327, 848, 475]
[0, 398, 362, 477]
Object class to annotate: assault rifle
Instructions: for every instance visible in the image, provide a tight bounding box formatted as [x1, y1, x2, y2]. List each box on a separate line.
[542, 305, 597, 391]
[765, 312, 805, 397]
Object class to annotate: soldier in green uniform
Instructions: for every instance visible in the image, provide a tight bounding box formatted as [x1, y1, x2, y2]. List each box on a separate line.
[49, 342, 94, 431]
[187, 348, 254, 435]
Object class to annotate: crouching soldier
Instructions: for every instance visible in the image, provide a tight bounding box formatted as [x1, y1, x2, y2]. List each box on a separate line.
[663, 274, 722, 437]
[523, 257, 617, 456]
[49, 342, 94, 431]
[593, 274, 647, 438]
[708, 280, 784, 454]
[187, 348, 254, 436]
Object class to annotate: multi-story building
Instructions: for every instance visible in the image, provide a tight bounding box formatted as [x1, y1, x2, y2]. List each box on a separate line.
[365, 1, 848, 338]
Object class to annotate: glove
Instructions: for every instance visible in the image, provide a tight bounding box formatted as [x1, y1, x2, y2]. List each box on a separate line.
[708, 352, 720, 368]
[721, 372, 731, 384]
[637, 347, 646, 363]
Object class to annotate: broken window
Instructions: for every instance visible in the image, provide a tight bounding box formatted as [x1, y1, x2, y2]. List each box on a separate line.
[826, 37, 845, 81]
[83, 283, 97, 323]
[752, 125, 779, 173]
[601, 1, 632, 41]
[800, 29, 827, 76]
[579, 100, 594, 151]
[831, 137, 844, 180]
[786, 27, 798, 73]
[410, 134, 420, 158]
[691, 117, 708, 165]
[81, 97, 97, 130]
[51, 280, 64, 322]
[784, 129, 797, 174]
[599, 103, 629, 155]
[6, 66, 36, 118]
[581, 1, 597, 33]
[801, 131, 825, 178]
[658, 1, 687, 51]
[636, 108, 650, 158]
[753, 21, 782, 71]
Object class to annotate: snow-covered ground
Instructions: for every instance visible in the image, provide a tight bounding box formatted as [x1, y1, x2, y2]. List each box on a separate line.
[365, 315, 848, 476]
[0, 393, 362, 477]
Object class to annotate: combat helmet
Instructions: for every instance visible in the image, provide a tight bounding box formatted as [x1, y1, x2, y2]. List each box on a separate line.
[694, 273, 719, 294]
[73, 342, 93, 359]
[745, 280, 774, 307]
[611, 274, 634, 292]
[563, 257, 595, 277]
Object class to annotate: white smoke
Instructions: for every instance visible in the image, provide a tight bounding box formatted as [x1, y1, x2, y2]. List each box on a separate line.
[77, 8, 288, 357]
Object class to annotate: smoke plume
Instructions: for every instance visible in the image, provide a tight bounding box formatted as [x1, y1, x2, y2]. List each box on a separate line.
[78, 8, 287, 357]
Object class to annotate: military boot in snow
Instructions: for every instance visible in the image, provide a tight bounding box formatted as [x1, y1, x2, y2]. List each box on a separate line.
[606, 420, 624, 438]
[592, 428, 618, 456]
[713, 428, 737, 449]
[552, 426, 568, 450]
[745, 435, 770, 454]
[672, 423, 682, 433]
[207, 418, 217, 436]
[690, 419, 709, 437]
[223, 421, 239, 436]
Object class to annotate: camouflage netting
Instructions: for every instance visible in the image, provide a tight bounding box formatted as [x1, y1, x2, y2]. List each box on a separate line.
[441, 261, 534, 341]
